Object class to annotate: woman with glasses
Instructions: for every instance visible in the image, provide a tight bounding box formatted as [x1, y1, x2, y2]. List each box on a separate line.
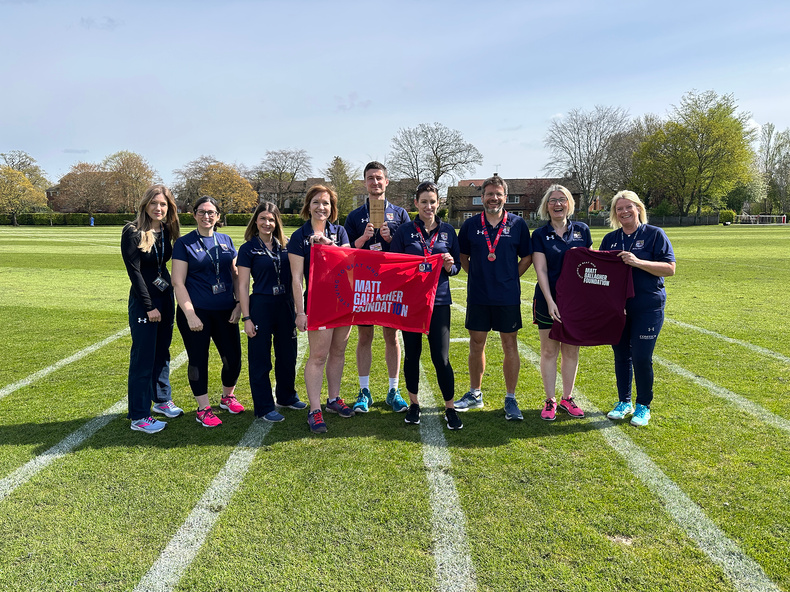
[531, 184, 592, 421]
[172, 195, 244, 427]
[288, 185, 352, 434]
[121, 184, 182, 433]
[389, 181, 463, 430]
[237, 202, 305, 422]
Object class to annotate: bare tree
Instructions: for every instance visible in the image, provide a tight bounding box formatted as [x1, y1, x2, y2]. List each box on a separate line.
[544, 105, 630, 212]
[58, 162, 112, 213]
[103, 150, 157, 213]
[389, 122, 483, 190]
[1, 150, 51, 192]
[250, 149, 312, 210]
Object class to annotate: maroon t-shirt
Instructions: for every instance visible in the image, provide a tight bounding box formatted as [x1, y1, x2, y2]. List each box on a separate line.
[549, 248, 634, 346]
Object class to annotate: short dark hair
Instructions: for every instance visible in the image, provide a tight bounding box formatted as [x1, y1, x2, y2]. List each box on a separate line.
[364, 161, 388, 179]
[481, 175, 508, 195]
[415, 181, 439, 198]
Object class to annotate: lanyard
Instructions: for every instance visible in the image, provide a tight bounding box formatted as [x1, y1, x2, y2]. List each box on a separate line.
[152, 230, 164, 277]
[196, 234, 222, 282]
[257, 237, 282, 286]
[480, 211, 507, 261]
[417, 223, 440, 257]
[620, 225, 643, 251]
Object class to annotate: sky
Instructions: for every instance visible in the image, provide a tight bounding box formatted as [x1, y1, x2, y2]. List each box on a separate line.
[2, 0, 789, 190]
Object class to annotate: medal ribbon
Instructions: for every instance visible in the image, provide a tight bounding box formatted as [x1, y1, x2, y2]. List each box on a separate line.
[480, 211, 507, 258]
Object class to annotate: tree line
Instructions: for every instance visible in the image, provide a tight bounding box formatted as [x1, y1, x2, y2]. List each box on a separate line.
[2, 93, 789, 224]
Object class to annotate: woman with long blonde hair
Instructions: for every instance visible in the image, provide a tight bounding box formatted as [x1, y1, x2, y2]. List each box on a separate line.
[121, 184, 182, 433]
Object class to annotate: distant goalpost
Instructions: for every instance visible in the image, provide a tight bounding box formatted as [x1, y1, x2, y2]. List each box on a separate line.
[736, 214, 787, 224]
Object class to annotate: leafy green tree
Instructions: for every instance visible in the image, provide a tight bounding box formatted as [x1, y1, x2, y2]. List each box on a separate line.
[635, 91, 755, 218]
[322, 156, 360, 216]
[199, 162, 258, 215]
[0, 166, 48, 225]
[103, 150, 157, 213]
[1, 150, 51, 192]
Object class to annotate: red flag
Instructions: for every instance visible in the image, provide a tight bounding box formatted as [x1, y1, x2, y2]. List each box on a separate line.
[306, 245, 442, 333]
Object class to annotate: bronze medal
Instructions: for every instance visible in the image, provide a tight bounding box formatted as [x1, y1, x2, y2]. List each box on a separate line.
[488, 252, 496, 261]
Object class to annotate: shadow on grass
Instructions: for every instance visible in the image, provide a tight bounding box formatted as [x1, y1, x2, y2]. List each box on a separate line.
[0, 402, 619, 459]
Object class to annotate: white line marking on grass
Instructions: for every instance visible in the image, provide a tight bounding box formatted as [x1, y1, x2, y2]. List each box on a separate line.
[517, 341, 782, 592]
[655, 355, 790, 434]
[133, 418, 274, 592]
[0, 351, 187, 503]
[417, 363, 477, 592]
[664, 318, 790, 364]
[0, 327, 131, 401]
[134, 333, 308, 592]
[449, 337, 470, 343]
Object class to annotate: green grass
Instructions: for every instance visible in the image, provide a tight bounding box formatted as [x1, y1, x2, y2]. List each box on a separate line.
[0, 224, 788, 591]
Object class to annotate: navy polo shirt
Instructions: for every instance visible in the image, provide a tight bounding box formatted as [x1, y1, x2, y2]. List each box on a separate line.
[344, 198, 410, 252]
[237, 237, 292, 302]
[390, 218, 460, 306]
[288, 221, 349, 290]
[531, 220, 592, 303]
[600, 224, 675, 312]
[458, 212, 532, 306]
[172, 230, 237, 310]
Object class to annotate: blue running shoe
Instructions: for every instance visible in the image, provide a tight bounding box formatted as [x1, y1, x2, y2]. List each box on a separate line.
[353, 387, 372, 414]
[131, 416, 167, 433]
[152, 400, 183, 418]
[504, 397, 523, 421]
[607, 401, 634, 420]
[308, 409, 327, 433]
[262, 410, 285, 422]
[454, 390, 483, 412]
[326, 398, 354, 418]
[630, 404, 651, 427]
[386, 388, 408, 413]
[276, 396, 307, 410]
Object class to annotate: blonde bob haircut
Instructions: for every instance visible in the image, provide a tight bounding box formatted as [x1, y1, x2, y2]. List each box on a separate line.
[538, 184, 575, 220]
[300, 184, 339, 223]
[608, 190, 648, 228]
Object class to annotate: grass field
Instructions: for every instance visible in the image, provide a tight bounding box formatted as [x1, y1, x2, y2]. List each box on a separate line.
[0, 223, 788, 592]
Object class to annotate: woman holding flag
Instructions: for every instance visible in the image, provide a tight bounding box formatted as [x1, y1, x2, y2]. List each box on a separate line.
[390, 181, 463, 430]
[288, 185, 352, 433]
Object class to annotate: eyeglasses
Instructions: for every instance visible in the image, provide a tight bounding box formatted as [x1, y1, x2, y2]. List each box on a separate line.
[548, 198, 568, 204]
[196, 210, 218, 218]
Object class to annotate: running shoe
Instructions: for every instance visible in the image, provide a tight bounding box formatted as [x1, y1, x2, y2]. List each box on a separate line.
[308, 409, 327, 433]
[386, 388, 408, 413]
[196, 406, 222, 427]
[541, 399, 558, 421]
[630, 404, 651, 427]
[558, 397, 584, 418]
[152, 400, 184, 418]
[405, 403, 421, 425]
[326, 398, 354, 418]
[130, 416, 167, 433]
[454, 390, 483, 412]
[276, 396, 307, 410]
[607, 401, 634, 420]
[262, 410, 285, 422]
[504, 397, 523, 421]
[445, 408, 463, 430]
[353, 387, 372, 414]
[220, 395, 245, 414]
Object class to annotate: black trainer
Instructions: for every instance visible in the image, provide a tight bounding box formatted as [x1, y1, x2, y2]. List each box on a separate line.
[445, 408, 463, 430]
[405, 403, 421, 425]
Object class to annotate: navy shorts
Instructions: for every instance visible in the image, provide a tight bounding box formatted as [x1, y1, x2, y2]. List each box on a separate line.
[532, 297, 553, 330]
[465, 303, 522, 333]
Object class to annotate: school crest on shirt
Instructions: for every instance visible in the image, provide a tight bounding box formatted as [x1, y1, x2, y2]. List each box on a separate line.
[634, 240, 645, 249]
[386, 212, 395, 221]
[440, 232, 448, 241]
[573, 231, 582, 240]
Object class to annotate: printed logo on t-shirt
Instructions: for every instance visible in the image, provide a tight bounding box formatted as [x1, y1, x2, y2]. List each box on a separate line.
[440, 232, 448, 241]
[573, 231, 582, 240]
[576, 262, 610, 286]
[634, 240, 644, 249]
[386, 212, 395, 221]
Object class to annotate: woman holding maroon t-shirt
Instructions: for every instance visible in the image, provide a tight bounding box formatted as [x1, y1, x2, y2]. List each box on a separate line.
[531, 184, 592, 421]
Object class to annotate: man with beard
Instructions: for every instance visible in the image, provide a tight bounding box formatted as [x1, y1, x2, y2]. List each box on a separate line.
[455, 175, 533, 420]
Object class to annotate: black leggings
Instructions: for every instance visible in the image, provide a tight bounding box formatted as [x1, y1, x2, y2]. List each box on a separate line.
[176, 307, 242, 396]
[402, 305, 454, 401]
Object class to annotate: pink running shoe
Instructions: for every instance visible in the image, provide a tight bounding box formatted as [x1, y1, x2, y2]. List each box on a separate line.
[541, 399, 557, 421]
[559, 397, 584, 418]
[220, 395, 245, 414]
[196, 406, 222, 427]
